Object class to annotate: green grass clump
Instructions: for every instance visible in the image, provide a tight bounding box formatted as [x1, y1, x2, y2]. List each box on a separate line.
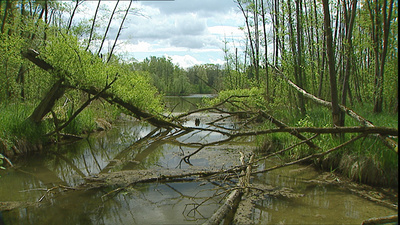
[256, 103, 398, 187]
[0, 102, 50, 152]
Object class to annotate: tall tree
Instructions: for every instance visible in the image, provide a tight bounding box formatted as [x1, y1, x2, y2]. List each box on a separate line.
[107, 0, 133, 63]
[322, 0, 342, 127]
[85, 0, 101, 51]
[97, 0, 119, 57]
[237, 0, 258, 83]
[287, 0, 306, 115]
[260, 0, 270, 99]
[366, 0, 395, 113]
[340, 0, 358, 125]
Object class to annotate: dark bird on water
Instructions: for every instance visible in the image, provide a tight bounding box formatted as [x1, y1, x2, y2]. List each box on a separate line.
[195, 118, 200, 126]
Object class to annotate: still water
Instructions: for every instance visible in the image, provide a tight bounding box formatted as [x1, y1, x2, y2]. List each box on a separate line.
[0, 95, 396, 224]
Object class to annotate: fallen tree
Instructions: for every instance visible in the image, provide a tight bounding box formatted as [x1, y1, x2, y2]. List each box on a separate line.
[17, 48, 398, 224]
[271, 65, 398, 152]
[22, 48, 180, 132]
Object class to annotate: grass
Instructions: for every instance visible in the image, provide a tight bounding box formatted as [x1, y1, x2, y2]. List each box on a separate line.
[256, 102, 398, 187]
[0, 102, 48, 150]
[0, 99, 119, 155]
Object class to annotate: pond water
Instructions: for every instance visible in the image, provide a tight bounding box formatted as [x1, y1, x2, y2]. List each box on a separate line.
[0, 95, 397, 224]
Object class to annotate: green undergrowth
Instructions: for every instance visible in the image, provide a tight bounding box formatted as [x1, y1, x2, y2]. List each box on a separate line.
[0, 100, 119, 155]
[255, 102, 398, 188]
[0, 102, 49, 151]
[207, 89, 398, 187]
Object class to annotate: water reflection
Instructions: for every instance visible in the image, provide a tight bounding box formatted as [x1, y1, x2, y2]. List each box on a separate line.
[0, 95, 397, 224]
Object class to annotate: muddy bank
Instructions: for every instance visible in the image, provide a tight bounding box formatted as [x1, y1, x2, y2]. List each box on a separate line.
[0, 115, 117, 159]
[316, 152, 398, 188]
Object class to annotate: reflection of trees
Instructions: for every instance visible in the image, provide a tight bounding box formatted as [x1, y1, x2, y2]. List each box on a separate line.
[7, 94, 397, 224]
[95, 182, 225, 224]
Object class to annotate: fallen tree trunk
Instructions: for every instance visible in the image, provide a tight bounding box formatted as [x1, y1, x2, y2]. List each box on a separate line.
[272, 65, 398, 152]
[69, 85, 179, 128]
[28, 79, 65, 123]
[259, 110, 320, 150]
[202, 189, 242, 225]
[361, 215, 398, 225]
[234, 126, 397, 136]
[22, 48, 179, 129]
[202, 153, 254, 225]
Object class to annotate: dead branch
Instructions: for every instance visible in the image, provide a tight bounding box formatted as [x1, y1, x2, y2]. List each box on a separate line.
[45, 74, 119, 137]
[174, 95, 253, 120]
[234, 126, 397, 136]
[178, 124, 396, 164]
[361, 215, 398, 225]
[253, 133, 366, 175]
[272, 65, 397, 152]
[260, 110, 320, 150]
[204, 134, 319, 181]
[202, 189, 242, 225]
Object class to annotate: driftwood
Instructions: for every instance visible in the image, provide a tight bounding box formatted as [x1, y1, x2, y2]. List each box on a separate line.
[84, 168, 223, 190]
[202, 153, 254, 225]
[202, 189, 242, 225]
[361, 215, 398, 225]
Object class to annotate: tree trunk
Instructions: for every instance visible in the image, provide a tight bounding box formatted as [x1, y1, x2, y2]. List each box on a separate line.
[340, 0, 358, 126]
[85, 0, 101, 51]
[28, 79, 65, 123]
[295, 0, 306, 115]
[67, 0, 81, 33]
[288, 0, 306, 116]
[237, 1, 257, 82]
[254, 0, 260, 84]
[107, 0, 133, 63]
[1, 0, 12, 33]
[97, 0, 119, 57]
[367, 0, 394, 113]
[261, 0, 269, 99]
[322, 0, 341, 128]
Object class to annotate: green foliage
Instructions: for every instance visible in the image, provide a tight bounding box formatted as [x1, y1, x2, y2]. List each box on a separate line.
[0, 102, 49, 151]
[0, 154, 5, 170]
[205, 87, 265, 110]
[133, 57, 223, 95]
[41, 33, 164, 115]
[0, 32, 24, 100]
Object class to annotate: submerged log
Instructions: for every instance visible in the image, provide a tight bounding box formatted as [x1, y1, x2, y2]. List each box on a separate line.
[84, 168, 222, 188]
[361, 215, 398, 225]
[202, 189, 242, 225]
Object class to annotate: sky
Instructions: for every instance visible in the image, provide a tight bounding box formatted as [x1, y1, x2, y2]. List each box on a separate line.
[75, 0, 246, 68]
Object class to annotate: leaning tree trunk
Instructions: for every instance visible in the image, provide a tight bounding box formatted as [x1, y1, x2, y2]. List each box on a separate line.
[28, 79, 65, 123]
[22, 49, 66, 123]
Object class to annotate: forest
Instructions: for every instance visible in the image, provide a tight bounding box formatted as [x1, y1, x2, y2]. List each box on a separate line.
[0, 0, 398, 224]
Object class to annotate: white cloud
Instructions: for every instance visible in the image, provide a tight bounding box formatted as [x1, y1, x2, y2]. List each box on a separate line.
[208, 26, 244, 37]
[76, 0, 245, 67]
[167, 55, 202, 69]
[209, 58, 225, 65]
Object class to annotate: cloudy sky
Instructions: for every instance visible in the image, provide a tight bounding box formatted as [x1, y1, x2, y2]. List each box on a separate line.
[75, 0, 246, 68]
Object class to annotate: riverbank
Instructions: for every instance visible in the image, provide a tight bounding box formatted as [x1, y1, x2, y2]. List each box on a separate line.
[255, 105, 398, 188]
[0, 95, 397, 224]
[0, 100, 117, 159]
